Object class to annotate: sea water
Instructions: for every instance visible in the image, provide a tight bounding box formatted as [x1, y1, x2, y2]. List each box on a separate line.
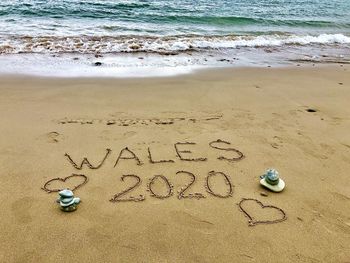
[0, 0, 349, 77]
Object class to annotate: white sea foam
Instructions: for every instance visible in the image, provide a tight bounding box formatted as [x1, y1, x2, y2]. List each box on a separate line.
[0, 34, 349, 54]
[192, 34, 350, 49]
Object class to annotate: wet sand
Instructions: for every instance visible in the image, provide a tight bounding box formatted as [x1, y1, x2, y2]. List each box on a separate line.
[0, 65, 349, 262]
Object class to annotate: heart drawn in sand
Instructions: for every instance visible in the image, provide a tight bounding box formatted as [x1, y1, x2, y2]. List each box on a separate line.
[42, 174, 88, 193]
[238, 198, 287, 226]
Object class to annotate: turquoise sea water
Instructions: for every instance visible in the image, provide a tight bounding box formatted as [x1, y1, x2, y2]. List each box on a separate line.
[1, 0, 350, 35]
[0, 0, 349, 76]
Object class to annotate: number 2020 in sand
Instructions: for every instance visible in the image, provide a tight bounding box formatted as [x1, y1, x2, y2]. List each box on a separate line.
[110, 170, 233, 203]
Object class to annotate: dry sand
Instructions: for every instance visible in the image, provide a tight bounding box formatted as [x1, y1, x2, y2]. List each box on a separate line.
[0, 66, 349, 262]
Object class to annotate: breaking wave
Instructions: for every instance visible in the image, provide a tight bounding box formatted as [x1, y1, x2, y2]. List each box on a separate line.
[1, 34, 349, 54]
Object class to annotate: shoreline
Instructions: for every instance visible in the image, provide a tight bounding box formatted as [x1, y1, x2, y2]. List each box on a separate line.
[0, 62, 348, 80]
[0, 60, 349, 80]
[0, 43, 349, 78]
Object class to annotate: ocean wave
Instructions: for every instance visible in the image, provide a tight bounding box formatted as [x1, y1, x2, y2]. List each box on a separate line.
[0, 34, 349, 54]
[1, 3, 350, 29]
[2, 7, 350, 29]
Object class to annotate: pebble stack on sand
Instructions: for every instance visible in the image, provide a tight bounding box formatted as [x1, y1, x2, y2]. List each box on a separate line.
[57, 189, 80, 212]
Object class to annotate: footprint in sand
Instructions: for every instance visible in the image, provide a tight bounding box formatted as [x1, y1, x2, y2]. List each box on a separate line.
[46, 131, 61, 143]
[11, 197, 34, 224]
[169, 211, 215, 233]
[270, 135, 284, 149]
[123, 131, 137, 138]
[341, 143, 350, 150]
[292, 253, 323, 263]
[330, 191, 350, 202]
[320, 143, 335, 155]
[86, 225, 113, 247]
[329, 116, 344, 126]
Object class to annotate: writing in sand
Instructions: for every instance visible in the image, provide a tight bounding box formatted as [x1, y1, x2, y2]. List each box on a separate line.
[62, 139, 243, 201]
[42, 138, 287, 226]
[41, 139, 241, 200]
[64, 139, 245, 169]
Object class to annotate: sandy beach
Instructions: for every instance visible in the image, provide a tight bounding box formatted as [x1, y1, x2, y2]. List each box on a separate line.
[0, 65, 349, 262]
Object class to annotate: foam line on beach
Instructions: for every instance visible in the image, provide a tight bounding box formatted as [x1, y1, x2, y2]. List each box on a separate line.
[1, 34, 349, 54]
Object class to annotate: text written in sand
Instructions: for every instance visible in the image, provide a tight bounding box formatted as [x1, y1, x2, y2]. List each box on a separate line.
[42, 138, 287, 226]
[109, 170, 233, 202]
[64, 139, 245, 169]
[62, 139, 242, 201]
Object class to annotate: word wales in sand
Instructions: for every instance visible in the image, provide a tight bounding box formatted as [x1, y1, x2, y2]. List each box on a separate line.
[64, 139, 245, 169]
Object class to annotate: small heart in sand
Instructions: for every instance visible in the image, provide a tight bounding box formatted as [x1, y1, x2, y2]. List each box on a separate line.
[238, 198, 287, 226]
[42, 174, 88, 193]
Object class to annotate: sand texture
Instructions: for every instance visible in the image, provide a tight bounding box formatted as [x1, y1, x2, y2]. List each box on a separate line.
[0, 66, 349, 262]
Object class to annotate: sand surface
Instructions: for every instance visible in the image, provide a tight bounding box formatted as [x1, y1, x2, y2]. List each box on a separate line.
[0, 66, 349, 262]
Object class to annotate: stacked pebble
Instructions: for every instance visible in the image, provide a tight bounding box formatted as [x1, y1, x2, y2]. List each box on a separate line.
[259, 168, 285, 192]
[57, 189, 80, 212]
